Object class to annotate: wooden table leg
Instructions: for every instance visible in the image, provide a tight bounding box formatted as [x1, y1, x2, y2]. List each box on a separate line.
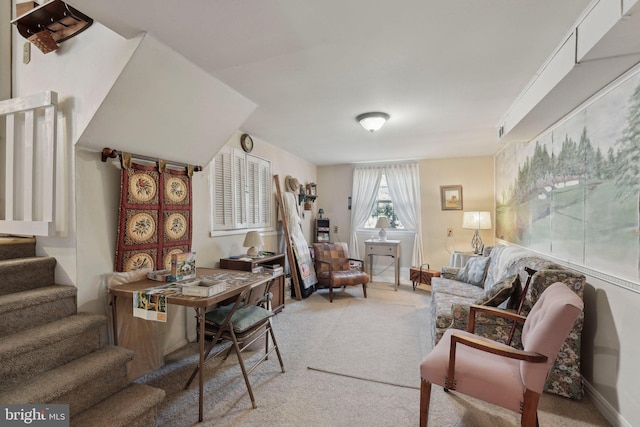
[198, 306, 205, 422]
[111, 294, 118, 346]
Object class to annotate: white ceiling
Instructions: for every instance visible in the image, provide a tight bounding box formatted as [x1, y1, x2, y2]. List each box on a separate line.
[70, 0, 593, 166]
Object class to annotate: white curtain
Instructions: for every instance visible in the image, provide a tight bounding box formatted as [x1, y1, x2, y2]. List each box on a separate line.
[385, 163, 424, 267]
[349, 166, 382, 258]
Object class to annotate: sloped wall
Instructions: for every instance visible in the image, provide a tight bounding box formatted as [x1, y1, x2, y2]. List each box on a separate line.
[78, 34, 257, 166]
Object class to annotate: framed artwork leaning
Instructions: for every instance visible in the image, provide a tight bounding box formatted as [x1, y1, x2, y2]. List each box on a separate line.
[440, 185, 463, 210]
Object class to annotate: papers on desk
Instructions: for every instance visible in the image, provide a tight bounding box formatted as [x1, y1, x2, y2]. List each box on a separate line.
[133, 282, 182, 322]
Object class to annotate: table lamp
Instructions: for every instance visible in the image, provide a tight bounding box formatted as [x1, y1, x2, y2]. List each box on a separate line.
[375, 216, 391, 241]
[243, 231, 264, 257]
[462, 211, 491, 254]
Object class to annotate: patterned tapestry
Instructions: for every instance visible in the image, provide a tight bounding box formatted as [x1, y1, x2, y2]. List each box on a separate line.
[115, 159, 193, 272]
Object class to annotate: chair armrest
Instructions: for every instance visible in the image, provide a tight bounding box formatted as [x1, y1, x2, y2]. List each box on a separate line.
[468, 305, 526, 333]
[348, 257, 365, 263]
[446, 330, 547, 390]
[315, 258, 333, 272]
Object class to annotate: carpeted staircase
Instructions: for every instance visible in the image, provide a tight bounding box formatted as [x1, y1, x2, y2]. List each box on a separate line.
[0, 237, 165, 427]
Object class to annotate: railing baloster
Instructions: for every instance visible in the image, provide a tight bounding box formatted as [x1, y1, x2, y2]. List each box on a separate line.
[0, 91, 57, 236]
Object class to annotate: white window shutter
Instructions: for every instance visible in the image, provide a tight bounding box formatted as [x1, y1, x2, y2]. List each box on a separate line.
[212, 147, 233, 230]
[233, 148, 247, 229]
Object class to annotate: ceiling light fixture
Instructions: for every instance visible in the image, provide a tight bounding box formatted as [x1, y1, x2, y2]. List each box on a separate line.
[356, 112, 390, 132]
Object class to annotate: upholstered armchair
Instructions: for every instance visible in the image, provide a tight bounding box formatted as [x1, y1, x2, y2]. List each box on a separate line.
[313, 242, 369, 302]
[420, 282, 584, 427]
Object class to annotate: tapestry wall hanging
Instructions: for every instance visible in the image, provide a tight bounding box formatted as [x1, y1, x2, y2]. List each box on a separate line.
[115, 160, 193, 272]
[495, 63, 640, 285]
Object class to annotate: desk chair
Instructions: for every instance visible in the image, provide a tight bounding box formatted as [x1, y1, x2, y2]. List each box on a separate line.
[194, 277, 285, 409]
[419, 282, 583, 427]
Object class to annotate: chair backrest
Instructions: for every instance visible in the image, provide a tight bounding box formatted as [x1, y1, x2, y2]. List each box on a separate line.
[520, 282, 584, 392]
[313, 242, 350, 273]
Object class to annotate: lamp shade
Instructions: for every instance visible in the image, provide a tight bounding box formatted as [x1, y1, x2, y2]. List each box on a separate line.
[462, 211, 492, 230]
[243, 231, 264, 256]
[375, 216, 391, 229]
[356, 112, 390, 132]
[375, 216, 391, 241]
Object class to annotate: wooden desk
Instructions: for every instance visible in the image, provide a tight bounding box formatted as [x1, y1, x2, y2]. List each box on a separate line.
[365, 239, 401, 290]
[219, 253, 285, 313]
[109, 268, 276, 423]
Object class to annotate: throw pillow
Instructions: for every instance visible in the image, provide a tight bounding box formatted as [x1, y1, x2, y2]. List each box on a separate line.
[475, 275, 520, 307]
[454, 256, 490, 287]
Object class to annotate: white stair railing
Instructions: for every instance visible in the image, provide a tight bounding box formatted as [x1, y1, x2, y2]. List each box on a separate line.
[0, 91, 57, 236]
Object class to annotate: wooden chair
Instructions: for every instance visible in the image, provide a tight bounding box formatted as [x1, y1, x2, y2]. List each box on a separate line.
[313, 242, 369, 302]
[419, 282, 583, 427]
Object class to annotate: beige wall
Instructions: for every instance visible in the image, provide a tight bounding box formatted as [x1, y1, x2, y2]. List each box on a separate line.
[418, 156, 494, 268]
[317, 156, 495, 275]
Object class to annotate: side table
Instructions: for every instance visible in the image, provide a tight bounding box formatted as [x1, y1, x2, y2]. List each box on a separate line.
[449, 251, 478, 268]
[365, 239, 401, 290]
[219, 253, 286, 313]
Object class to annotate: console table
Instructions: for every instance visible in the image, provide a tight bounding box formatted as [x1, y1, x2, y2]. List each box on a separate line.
[365, 239, 401, 290]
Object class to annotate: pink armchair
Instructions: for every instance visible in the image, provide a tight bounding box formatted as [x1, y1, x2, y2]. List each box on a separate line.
[419, 282, 584, 427]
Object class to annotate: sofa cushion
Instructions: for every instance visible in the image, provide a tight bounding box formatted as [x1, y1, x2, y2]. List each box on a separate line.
[454, 256, 490, 287]
[475, 275, 520, 307]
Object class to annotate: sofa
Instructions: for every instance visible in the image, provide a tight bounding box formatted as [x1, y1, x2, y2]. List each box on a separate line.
[430, 245, 586, 399]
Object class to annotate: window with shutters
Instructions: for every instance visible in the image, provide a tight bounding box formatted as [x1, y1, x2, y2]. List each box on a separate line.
[211, 146, 272, 232]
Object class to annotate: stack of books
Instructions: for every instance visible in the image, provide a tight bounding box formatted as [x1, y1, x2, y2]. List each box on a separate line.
[263, 264, 284, 276]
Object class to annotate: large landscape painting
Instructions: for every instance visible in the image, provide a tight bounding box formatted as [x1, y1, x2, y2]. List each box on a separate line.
[496, 66, 640, 283]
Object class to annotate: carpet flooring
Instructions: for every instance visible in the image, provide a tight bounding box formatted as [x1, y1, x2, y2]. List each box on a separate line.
[137, 281, 611, 427]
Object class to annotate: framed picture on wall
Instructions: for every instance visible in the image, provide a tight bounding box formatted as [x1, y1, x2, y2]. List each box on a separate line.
[440, 185, 463, 210]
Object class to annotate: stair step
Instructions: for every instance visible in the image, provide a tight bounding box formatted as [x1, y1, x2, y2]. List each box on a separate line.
[0, 345, 134, 416]
[0, 256, 56, 296]
[71, 383, 165, 427]
[0, 237, 36, 260]
[0, 313, 105, 391]
[0, 285, 77, 338]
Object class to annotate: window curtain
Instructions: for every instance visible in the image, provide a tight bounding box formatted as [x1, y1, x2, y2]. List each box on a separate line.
[384, 163, 424, 267]
[349, 166, 382, 258]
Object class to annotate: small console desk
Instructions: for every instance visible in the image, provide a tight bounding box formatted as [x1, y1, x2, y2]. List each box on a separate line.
[365, 239, 401, 290]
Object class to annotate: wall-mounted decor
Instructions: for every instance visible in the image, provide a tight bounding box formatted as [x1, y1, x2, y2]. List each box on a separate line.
[114, 157, 193, 272]
[11, 0, 94, 54]
[440, 185, 463, 210]
[495, 64, 640, 286]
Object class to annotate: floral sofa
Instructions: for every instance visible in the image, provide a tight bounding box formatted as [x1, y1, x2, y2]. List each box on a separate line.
[430, 245, 586, 399]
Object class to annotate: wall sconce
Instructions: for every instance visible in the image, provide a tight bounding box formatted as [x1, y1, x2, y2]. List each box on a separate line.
[356, 112, 390, 132]
[462, 211, 492, 254]
[318, 208, 324, 219]
[243, 231, 264, 257]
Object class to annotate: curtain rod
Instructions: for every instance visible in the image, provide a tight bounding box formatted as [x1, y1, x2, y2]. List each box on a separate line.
[101, 147, 203, 172]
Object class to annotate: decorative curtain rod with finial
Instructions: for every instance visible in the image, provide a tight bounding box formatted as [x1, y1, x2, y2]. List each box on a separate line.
[101, 147, 203, 173]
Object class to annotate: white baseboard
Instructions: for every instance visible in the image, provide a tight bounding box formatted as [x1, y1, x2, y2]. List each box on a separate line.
[583, 377, 630, 427]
